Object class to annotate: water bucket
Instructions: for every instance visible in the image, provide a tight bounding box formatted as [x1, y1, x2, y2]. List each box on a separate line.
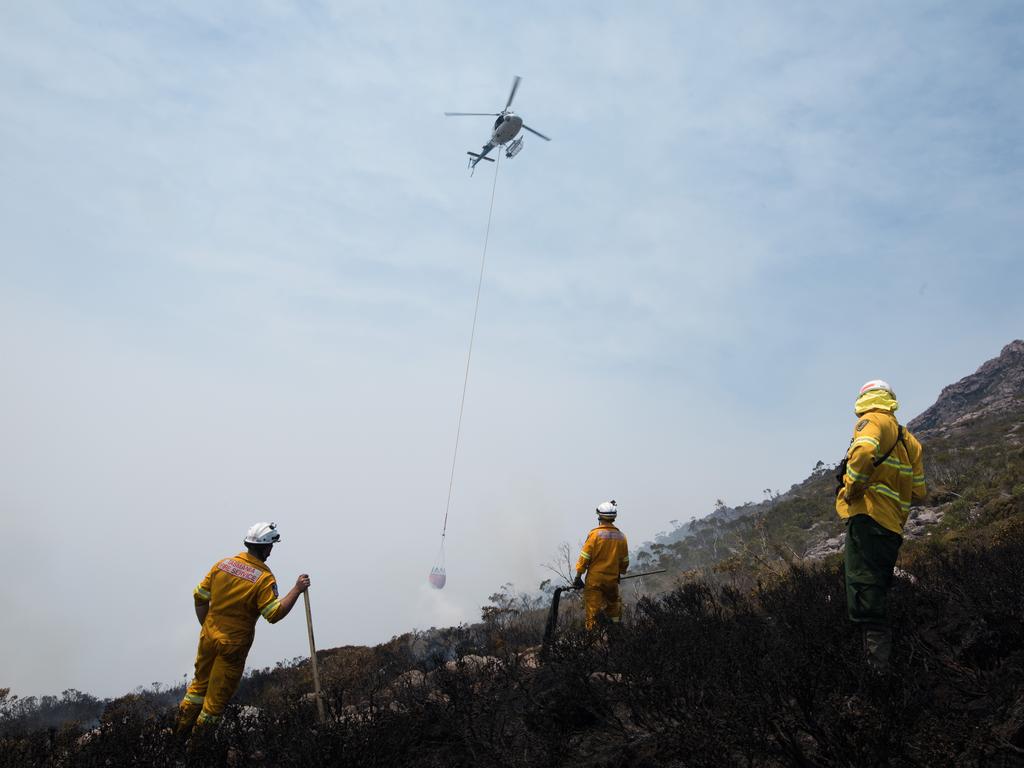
[428, 567, 447, 589]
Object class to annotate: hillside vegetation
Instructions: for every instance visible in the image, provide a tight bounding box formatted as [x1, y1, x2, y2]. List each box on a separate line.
[3, 342, 1022, 767]
[642, 340, 1024, 583]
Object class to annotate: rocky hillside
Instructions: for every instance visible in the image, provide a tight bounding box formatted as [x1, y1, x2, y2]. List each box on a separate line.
[638, 340, 1024, 571]
[910, 340, 1024, 438]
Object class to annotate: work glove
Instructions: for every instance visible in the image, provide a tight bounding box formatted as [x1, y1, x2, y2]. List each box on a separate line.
[573, 574, 584, 590]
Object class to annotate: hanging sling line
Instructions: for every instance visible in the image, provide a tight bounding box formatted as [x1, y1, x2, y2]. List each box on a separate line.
[438, 152, 503, 560]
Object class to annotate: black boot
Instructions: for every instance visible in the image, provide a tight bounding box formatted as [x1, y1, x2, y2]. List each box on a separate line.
[863, 623, 892, 676]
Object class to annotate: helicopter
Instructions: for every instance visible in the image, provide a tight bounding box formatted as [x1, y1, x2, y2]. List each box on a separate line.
[445, 76, 551, 172]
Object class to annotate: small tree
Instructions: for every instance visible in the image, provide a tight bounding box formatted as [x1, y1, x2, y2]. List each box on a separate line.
[541, 541, 577, 586]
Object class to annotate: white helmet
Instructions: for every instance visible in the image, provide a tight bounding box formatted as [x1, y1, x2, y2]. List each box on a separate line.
[244, 522, 281, 545]
[596, 500, 618, 519]
[859, 379, 895, 397]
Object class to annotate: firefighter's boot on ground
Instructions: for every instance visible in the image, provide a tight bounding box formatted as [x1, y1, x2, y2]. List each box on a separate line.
[863, 623, 892, 674]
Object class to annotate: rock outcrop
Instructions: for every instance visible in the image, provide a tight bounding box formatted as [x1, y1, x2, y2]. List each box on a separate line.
[909, 340, 1024, 439]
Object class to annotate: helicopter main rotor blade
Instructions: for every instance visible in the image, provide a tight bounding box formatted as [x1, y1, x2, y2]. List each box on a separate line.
[522, 124, 551, 141]
[445, 112, 500, 117]
[505, 75, 521, 111]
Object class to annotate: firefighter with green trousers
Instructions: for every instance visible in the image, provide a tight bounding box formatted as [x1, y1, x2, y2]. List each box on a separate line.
[836, 380, 926, 673]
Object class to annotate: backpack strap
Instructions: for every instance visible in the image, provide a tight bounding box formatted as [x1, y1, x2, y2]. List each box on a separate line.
[871, 424, 905, 468]
[835, 421, 906, 497]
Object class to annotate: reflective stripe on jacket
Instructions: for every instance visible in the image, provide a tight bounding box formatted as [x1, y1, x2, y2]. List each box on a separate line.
[836, 410, 927, 534]
[575, 522, 630, 578]
[193, 551, 283, 644]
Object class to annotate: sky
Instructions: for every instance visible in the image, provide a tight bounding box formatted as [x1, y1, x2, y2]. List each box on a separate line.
[1, 1, 1021, 699]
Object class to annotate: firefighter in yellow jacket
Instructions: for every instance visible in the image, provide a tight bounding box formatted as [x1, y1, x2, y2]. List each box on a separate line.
[176, 522, 310, 734]
[574, 500, 630, 630]
[836, 380, 926, 673]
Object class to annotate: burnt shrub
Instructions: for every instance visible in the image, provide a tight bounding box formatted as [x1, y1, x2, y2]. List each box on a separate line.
[7, 531, 1024, 766]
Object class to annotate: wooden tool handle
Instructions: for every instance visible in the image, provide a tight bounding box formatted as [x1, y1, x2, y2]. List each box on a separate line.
[303, 590, 326, 723]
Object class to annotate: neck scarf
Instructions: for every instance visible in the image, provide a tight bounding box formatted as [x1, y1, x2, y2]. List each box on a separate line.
[854, 390, 899, 416]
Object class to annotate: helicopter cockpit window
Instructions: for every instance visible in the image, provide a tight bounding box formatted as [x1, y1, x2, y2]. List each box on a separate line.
[494, 115, 504, 129]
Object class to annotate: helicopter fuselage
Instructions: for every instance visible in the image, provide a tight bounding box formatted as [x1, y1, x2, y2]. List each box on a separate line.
[491, 112, 523, 145]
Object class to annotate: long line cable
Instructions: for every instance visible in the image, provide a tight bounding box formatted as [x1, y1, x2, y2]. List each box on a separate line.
[440, 153, 502, 548]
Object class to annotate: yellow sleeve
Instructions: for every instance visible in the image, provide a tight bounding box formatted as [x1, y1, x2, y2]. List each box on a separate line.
[575, 531, 596, 574]
[908, 432, 927, 501]
[257, 576, 283, 623]
[194, 565, 214, 602]
[844, 416, 883, 486]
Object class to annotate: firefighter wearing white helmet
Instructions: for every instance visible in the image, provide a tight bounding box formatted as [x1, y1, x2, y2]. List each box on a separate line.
[836, 380, 926, 674]
[245, 521, 282, 545]
[177, 523, 311, 736]
[574, 500, 630, 630]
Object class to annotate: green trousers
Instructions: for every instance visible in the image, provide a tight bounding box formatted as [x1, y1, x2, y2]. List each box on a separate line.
[844, 514, 902, 625]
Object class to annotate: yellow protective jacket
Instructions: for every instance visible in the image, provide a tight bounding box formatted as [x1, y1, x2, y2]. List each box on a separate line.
[576, 522, 629, 580]
[194, 552, 284, 645]
[836, 410, 926, 534]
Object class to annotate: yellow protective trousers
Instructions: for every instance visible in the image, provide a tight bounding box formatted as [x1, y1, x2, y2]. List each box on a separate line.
[583, 578, 621, 630]
[176, 629, 251, 733]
